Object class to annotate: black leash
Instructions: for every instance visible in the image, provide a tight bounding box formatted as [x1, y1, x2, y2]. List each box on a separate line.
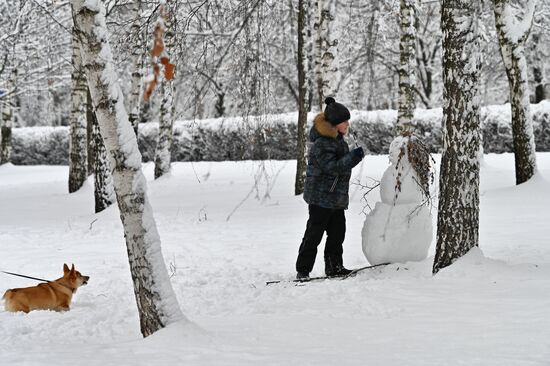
[1, 270, 50, 283]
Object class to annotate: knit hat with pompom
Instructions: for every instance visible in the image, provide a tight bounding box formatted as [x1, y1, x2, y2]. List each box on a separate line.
[323, 97, 350, 126]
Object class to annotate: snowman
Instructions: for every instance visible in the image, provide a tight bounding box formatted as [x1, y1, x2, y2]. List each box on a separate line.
[362, 133, 433, 265]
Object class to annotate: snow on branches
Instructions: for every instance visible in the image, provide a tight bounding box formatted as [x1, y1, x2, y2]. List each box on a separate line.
[390, 131, 435, 205]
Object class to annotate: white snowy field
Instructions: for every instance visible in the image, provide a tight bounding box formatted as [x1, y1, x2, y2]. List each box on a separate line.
[1, 153, 549, 366]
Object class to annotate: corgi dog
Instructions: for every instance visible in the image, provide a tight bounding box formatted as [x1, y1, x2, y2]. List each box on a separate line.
[3, 264, 89, 313]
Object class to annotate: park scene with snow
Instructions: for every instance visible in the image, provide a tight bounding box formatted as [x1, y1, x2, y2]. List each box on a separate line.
[0, 0, 549, 365]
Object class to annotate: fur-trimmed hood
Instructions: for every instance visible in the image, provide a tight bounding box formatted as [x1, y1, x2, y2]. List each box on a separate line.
[310, 113, 338, 140]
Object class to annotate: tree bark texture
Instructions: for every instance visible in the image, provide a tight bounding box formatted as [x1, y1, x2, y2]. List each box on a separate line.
[0, 70, 15, 165]
[127, 0, 143, 136]
[306, 0, 315, 110]
[0, 109, 12, 165]
[154, 6, 175, 180]
[87, 88, 94, 174]
[68, 29, 89, 193]
[72, 0, 185, 337]
[528, 33, 545, 103]
[88, 90, 114, 213]
[396, 0, 417, 132]
[295, 0, 309, 195]
[494, 0, 537, 184]
[433, 0, 482, 275]
[91, 115, 115, 213]
[154, 80, 175, 179]
[313, 0, 339, 109]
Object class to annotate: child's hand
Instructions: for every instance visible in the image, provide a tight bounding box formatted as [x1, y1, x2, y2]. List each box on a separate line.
[352, 147, 364, 159]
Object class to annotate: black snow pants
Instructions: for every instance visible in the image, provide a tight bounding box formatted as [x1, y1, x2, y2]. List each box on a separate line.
[296, 204, 346, 274]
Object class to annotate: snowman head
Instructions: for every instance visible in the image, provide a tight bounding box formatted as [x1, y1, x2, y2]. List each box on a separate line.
[388, 135, 409, 165]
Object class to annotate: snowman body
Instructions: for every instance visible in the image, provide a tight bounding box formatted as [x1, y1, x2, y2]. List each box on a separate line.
[362, 136, 433, 265]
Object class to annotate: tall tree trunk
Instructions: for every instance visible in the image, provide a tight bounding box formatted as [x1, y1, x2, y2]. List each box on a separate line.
[533, 65, 545, 103]
[528, 33, 545, 103]
[69, 29, 88, 193]
[314, 0, 339, 109]
[88, 89, 114, 213]
[213, 80, 225, 117]
[433, 0, 482, 275]
[0, 95, 12, 165]
[1, 1, 26, 164]
[0, 112, 4, 165]
[0, 68, 15, 165]
[154, 5, 175, 179]
[306, 0, 315, 110]
[72, 0, 185, 336]
[127, 0, 144, 136]
[295, 0, 308, 195]
[154, 81, 174, 179]
[494, 0, 537, 184]
[396, 0, 416, 132]
[87, 87, 94, 175]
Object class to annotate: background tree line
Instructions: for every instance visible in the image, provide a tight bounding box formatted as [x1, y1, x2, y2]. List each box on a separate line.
[1, 0, 549, 129]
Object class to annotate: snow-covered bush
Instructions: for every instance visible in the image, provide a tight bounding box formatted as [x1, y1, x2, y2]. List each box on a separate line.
[9, 102, 550, 165]
[12, 127, 70, 165]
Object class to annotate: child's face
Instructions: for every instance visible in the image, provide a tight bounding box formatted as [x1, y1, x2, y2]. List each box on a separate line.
[336, 120, 350, 135]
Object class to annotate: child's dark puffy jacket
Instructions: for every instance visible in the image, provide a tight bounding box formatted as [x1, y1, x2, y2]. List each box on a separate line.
[303, 113, 362, 210]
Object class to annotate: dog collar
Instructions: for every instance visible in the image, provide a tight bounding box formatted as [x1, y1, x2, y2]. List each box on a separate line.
[56, 282, 76, 294]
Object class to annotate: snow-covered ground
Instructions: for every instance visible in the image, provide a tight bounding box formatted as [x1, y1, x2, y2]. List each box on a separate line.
[1, 153, 549, 366]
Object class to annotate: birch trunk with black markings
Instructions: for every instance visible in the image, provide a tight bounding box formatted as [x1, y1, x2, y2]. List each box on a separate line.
[68, 29, 88, 193]
[433, 0, 482, 274]
[154, 5, 175, 179]
[494, 0, 537, 184]
[313, 0, 339, 108]
[0, 69, 15, 165]
[127, 0, 144, 136]
[295, 0, 309, 195]
[87, 89, 114, 213]
[396, 0, 417, 132]
[71, 0, 185, 337]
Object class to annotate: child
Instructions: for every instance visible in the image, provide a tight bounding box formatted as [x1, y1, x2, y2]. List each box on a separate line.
[296, 97, 364, 280]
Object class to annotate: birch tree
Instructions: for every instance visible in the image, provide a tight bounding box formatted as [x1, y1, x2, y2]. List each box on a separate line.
[68, 29, 88, 193]
[0, 103, 5, 164]
[91, 123, 115, 213]
[396, 0, 417, 132]
[152, 3, 176, 180]
[127, 0, 144, 136]
[306, 0, 315, 110]
[87, 89, 114, 213]
[295, 0, 309, 195]
[0, 63, 17, 165]
[0, 85, 6, 165]
[0, 113, 11, 165]
[529, 33, 545, 103]
[433, 0, 482, 275]
[313, 0, 339, 109]
[0, 0, 25, 165]
[493, 0, 537, 184]
[71, 0, 185, 336]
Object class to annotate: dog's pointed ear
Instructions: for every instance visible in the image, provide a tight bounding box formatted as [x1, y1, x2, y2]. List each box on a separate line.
[63, 263, 70, 274]
[70, 264, 75, 274]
